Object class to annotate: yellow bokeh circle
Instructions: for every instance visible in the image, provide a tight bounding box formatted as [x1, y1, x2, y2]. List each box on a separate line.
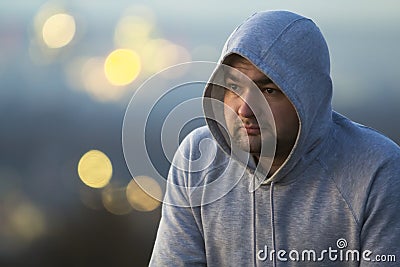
[102, 184, 132, 215]
[42, 13, 76, 48]
[104, 49, 141, 86]
[126, 176, 162, 212]
[78, 150, 113, 188]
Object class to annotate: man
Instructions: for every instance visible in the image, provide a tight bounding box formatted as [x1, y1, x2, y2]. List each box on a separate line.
[150, 11, 400, 266]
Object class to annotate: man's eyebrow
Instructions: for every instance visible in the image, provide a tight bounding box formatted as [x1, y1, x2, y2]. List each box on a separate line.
[224, 72, 241, 82]
[254, 77, 274, 85]
[224, 71, 274, 84]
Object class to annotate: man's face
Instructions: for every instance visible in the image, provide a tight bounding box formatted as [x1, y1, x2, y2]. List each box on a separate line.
[223, 55, 299, 157]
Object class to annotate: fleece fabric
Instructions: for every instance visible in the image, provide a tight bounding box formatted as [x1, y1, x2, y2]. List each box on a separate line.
[149, 10, 400, 266]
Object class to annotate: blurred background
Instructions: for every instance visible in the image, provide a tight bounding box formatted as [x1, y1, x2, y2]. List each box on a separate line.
[0, 0, 399, 266]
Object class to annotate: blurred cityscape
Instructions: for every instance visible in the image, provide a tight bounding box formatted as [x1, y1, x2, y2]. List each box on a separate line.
[0, 1, 399, 266]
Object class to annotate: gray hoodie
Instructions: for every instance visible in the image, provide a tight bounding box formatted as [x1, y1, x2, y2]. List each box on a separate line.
[149, 11, 400, 266]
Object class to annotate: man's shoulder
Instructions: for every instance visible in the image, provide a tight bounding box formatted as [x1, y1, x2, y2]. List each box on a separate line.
[184, 125, 213, 142]
[324, 111, 399, 190]
[176, 126, 227, 164]
[324, 113, 400, 224]
[170, 126, 231, 191]
[179, 126, 214, 151]
[332, 112, 400, 161]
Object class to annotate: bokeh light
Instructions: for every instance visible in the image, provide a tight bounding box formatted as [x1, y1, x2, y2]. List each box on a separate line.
[30, 3, 70, 64]
[104, 49, 141, 86]
[9, 202, 46, 242]
[42, 13, 76, 48]
[79, 185, 103, 211]
[112, 10, 191, 79]
[101, 183, 132, 215]
[126, 176, 162, 212]
[114, 15, 154, 49]
[0, 189, 47, 255]
[1, 0, 399, 266]
[80, 57, 127, 102]
[141, 39, 191, 76]
[33, 2, 65, 38]
[61, 8, 192, 102]
[78, 150, 113, 188]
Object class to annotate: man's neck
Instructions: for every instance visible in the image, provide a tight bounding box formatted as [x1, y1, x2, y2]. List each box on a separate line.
[253, 154, 287, 177]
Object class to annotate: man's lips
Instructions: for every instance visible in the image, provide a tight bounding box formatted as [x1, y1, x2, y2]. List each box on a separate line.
[243, 125, 260, 135]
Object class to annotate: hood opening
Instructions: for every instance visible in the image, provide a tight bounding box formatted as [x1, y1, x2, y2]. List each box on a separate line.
[203, 10, 333, 186]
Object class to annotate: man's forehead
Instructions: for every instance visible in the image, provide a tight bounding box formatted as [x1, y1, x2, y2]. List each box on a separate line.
[222, 54, 273, 82]
[223, 54, 252, 68]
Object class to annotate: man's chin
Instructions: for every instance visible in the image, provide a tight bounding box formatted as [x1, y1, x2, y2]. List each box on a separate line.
[231, 135, 275, 156]
[231, 139, 261, 154]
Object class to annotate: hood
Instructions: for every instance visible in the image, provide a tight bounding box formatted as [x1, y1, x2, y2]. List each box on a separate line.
[203, 10, 333, 185]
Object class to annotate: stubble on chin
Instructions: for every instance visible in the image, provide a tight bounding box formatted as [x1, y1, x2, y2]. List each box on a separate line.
[231, 126, 262, 153]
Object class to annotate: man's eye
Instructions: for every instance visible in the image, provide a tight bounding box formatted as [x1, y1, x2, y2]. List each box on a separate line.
[263, 88, 278, 94]
[228, 83, 240, 91]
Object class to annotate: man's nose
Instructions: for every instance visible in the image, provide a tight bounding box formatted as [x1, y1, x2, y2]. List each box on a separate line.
[238, 91, 257, 118]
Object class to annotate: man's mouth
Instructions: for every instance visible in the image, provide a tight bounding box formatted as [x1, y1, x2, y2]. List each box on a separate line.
[243, 125, 260, 135]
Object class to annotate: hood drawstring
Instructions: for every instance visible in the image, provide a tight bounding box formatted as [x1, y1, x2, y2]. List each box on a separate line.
[270, 181, 276, 267]
[252, 176, 257, 266]
[253, 180, 277, 267]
